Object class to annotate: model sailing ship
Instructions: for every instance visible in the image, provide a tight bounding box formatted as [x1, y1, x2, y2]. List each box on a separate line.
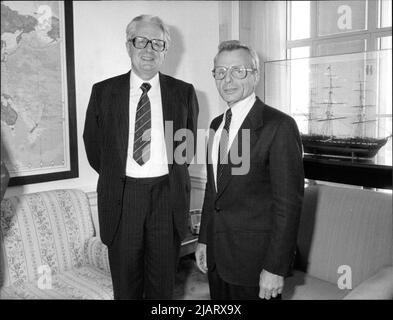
[301, 65, 390, 158]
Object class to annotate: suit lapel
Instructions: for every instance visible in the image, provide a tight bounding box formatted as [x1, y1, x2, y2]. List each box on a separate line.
[208, 116, 223, 195]
[113, 71, 131, 166]
[216, 98, 265, 198]
[159, 73, 173, 128]
[159, 73, 175, 171]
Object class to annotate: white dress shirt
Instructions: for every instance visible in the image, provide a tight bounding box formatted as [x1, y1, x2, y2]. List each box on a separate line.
[125, 71, 169, 177]
[212, 93, 256, 190]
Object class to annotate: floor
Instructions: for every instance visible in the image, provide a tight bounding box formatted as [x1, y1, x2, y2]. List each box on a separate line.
[173, 255, 210, 300]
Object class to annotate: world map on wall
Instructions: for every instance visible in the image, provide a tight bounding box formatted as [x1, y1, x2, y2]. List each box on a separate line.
[1, 1, 69, 177]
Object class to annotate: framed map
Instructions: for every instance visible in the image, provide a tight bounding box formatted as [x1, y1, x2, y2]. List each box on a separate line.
[1, 1, 78, 186]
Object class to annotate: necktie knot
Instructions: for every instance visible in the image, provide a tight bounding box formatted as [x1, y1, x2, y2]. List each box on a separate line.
[141, 82, 151, 93]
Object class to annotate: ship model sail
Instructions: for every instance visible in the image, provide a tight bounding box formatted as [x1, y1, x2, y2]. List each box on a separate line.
[301, 65, 390, 158]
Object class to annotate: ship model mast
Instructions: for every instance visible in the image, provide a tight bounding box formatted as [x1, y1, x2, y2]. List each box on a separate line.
[316, 65, 346, 139]
[307, 86, 319, 136]
[351, 76, 376, 139]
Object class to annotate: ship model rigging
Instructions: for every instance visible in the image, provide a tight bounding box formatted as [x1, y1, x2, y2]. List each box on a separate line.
[301, 65, 391, 159]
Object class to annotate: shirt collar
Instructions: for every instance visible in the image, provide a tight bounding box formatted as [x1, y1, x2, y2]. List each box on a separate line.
[130, 71, 159, 91]
[226, 92, 256, 117]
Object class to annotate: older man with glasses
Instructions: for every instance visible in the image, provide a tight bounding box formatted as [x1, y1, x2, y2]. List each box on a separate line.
[196, 40, 304, 300]
[83, 15, 199, 300]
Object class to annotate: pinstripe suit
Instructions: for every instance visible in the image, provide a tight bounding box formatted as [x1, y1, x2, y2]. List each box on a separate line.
[83, 71, 199, 299]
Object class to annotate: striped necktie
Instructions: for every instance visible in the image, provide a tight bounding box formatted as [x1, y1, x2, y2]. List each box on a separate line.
[217, 108, 232, 189]
[133, 82, 151, 165]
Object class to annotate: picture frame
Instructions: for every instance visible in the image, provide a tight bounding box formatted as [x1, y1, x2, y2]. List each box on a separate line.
[1, 1, 78, 186]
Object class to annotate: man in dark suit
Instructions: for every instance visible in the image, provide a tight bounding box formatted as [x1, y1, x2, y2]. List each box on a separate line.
[83, 15, 199, 299]
[196, 40, 304, 300]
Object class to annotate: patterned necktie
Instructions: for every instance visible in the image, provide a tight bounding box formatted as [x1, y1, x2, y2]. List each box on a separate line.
[133, 82, 151, 165]
[217, 108, 232, 189]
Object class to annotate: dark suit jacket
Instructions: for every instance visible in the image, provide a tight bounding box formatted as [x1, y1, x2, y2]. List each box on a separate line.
[83, 71, 199, 246]
[198, 97, 304, 287]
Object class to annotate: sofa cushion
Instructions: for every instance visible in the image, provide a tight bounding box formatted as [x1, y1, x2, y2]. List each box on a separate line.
[1, 189, 95, 287]
[296, 185, 392, 288]
[0, 266, 113, 299]
[282, 270, 349, 300]
[83, 237, 110, 274]
[343, 266, 393, 300]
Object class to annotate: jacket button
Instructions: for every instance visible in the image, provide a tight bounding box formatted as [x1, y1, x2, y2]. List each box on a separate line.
[117, 200, 121, 206]
[215, 207, 221, 212]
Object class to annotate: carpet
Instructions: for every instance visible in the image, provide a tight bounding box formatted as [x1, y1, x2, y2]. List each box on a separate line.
[173, 255, 210, 300]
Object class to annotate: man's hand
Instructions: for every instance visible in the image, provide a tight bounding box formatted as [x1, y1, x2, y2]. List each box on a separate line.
[195, 243, 208, 273]
[259, 269, 284, 299]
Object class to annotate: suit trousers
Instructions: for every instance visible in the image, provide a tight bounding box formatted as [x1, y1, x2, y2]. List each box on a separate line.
[108, 175, 180, 299]
[208, 266, 282, 300]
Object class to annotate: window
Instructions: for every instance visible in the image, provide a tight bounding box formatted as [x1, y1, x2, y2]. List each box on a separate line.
[316, 37, 366, 56]
[379, 35, 392, 49]
[318, 1, 367, 36]
[287, 0, 392, 56]
[289, 1, 311, 40]
[286, 0, 392, 165]
[379, 0, 392, 28]
[288, 46, 310, 59]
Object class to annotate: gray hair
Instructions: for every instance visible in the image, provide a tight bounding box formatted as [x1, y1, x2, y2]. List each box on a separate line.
[126, 15, 171, 50]
[214, 40, 260, 74]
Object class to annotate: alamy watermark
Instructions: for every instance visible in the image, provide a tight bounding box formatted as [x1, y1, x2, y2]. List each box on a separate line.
[139, 121, 251, 175]
[337, 5, 352, 31]
[37, 265, 52, 290]
[337, 265, 352, 290]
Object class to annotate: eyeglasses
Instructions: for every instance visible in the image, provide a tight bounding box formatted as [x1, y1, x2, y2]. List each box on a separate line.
[212, 66, 257, 80]
[129, 36, 166, 52]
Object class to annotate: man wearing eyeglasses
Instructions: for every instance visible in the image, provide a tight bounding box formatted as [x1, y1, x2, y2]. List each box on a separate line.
[196, 40, 304, 300]
[83, 15, 199, 299]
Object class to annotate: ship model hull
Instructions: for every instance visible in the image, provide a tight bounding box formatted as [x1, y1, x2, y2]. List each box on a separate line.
[301, 134, 389, 158]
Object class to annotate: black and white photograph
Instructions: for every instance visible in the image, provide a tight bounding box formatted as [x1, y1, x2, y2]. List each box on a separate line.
[0, 0, 392, 314]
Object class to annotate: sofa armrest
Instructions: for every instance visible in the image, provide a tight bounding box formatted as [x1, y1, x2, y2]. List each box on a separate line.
[84, 237, 111, 274]
[343, 266, 393, 300]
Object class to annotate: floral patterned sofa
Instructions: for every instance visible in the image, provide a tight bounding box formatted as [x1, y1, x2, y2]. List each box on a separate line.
[0, 189, 113, 299]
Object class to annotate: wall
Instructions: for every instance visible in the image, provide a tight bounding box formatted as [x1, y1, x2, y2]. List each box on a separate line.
[239, 1, 287, 101]
[190, 1, 241, 209]
[4, 0, 221, 200]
